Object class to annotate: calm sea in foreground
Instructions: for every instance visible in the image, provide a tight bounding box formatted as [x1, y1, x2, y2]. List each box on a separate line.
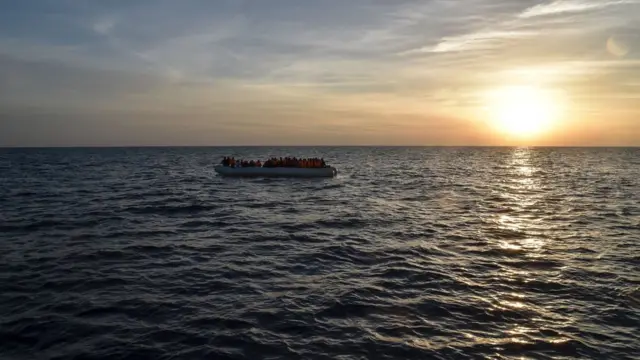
[1, 147, 639, 359]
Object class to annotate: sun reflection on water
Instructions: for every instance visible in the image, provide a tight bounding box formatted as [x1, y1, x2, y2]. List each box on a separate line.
[487, 148, 565, 348]
[494, 148, 548, 254]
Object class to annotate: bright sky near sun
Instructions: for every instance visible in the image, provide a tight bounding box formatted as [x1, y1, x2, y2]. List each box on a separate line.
[1, 0, 639, 146]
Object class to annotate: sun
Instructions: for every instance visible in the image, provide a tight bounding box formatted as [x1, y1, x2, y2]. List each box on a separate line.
[484, 85, 561, 138]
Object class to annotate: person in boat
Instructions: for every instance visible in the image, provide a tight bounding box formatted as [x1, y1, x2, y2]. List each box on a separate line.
[222, 157, 236, 167]
[223, 157, 328, 168]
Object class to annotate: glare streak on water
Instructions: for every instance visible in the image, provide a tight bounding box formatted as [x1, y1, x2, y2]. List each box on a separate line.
[0, 147, 639, 359]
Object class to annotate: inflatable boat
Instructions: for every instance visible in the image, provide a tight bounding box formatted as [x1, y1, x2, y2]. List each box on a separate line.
[214, 165, 337, 178]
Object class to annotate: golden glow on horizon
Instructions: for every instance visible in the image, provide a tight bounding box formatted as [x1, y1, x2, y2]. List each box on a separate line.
[484, 85, 562, 139]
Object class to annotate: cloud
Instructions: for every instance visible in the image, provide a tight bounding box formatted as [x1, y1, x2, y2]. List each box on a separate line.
[92, 17, 116, 35]
[409, 30, 539, 53]
[0, 53, 167, 111]
[0, 50, 482, 146]
[519, 0, 639, 18]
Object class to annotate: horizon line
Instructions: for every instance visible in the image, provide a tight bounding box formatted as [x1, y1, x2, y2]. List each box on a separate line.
[2, 145, 639, 149]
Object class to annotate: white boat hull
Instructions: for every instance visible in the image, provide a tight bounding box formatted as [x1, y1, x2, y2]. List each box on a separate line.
[214, 165, 337, 178]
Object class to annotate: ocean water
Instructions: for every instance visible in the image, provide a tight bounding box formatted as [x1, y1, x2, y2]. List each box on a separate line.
[0, 147, 639, 360]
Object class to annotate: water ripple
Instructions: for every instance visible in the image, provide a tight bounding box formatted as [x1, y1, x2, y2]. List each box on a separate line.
[1, 147, 639, 359]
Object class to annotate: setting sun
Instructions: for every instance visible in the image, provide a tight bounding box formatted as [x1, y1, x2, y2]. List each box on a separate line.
[485, 86, 562, 138]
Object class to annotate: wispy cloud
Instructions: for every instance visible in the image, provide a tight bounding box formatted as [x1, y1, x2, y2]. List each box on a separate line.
[409, 30, 539, 53]
[92, 17, 116, 35]
[519, 0, 639, 18]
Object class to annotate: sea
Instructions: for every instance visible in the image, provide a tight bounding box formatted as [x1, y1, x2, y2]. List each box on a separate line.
[0, 147, 638, 360]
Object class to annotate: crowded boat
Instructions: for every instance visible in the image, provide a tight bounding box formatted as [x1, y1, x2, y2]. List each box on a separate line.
[215, 156, 337, 178]
[220, 157, 327, 168]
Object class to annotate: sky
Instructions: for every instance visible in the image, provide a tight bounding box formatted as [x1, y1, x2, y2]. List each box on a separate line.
[1, 0, 639, 146]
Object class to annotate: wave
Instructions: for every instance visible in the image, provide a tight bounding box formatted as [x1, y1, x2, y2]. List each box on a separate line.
[1, 146, 638, 359]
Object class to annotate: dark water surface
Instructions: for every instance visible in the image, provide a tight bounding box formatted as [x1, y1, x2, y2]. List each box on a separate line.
[1, 147, 639, 359]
